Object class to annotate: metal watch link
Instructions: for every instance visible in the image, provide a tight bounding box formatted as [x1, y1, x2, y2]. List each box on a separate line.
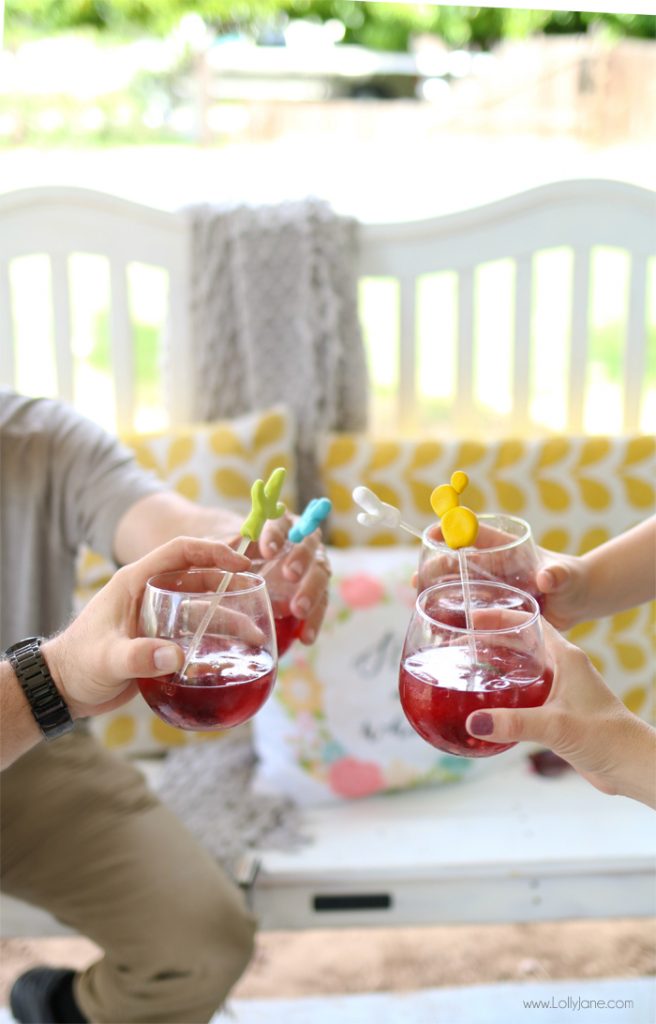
[4, 636, 74, 740]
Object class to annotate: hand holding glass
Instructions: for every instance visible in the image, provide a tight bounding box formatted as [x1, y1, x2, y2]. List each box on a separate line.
[399, 580, 552, 757]
[250, 557, 304, 656]
[138, 569, 277, 731]
[418, 513, 543, 610]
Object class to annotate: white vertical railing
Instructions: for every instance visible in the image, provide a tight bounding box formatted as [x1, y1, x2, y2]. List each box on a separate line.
[513, 256, 533, 432]
[0, 259, 14, 384]
[108, 259, 135, 434]
[568, 246, 591, 435]
[455, 267, 475, 431]
[624, 252, 648, 434]
[398, 275, 417, 428]
[50, 253, 75, 404]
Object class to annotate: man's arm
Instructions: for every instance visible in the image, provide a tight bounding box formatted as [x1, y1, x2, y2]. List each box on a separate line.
[1, 537, 252, 771]
[113, 491, 245, 565]
[113, 491, 331, 645]
[0, 661, 44, 769]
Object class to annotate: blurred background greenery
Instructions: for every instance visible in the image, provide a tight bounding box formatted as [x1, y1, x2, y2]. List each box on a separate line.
[6, 1, 654, 49]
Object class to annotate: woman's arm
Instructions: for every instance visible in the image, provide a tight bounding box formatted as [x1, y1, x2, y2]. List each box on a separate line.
[466, 620, 656, 809]
[537, 516, 656, 630]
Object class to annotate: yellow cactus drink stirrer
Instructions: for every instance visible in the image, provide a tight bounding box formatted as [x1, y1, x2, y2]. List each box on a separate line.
[430, 472, 479, 670]
[179, 467, 287, 678]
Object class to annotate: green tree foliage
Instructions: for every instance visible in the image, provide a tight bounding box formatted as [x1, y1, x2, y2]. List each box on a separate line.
[6, 0, 655, 49]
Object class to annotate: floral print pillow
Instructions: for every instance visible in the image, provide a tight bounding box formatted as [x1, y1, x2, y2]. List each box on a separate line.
[252, 548, 514, 806]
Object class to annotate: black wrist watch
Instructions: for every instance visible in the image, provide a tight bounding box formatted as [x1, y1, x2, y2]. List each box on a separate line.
[4, 637, 74, 741]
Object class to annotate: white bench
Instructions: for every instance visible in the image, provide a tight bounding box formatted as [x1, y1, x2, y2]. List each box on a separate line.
[1, 181, 654, 940]
[2, 757, 655, 936]
[1, 179, 654, 436]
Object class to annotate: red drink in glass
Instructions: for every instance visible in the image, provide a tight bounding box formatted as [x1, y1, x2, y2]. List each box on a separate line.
[138, 635, 277, 731]
[399, 642, 553, 757]
[400, 580, 550, 758]
[251, 557, 303, 657]
[138, 568, 277, 731]
[273, 611, 304, 656]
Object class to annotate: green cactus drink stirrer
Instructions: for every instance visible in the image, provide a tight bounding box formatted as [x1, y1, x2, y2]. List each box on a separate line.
[178, 467, 287, 678]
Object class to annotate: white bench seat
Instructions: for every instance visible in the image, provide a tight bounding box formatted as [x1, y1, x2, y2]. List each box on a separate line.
[4, 760, 654, 939]
[248, 761, 656, 930]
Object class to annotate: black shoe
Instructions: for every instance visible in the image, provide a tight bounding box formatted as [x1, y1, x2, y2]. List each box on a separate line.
[10, 967, 87, 1024]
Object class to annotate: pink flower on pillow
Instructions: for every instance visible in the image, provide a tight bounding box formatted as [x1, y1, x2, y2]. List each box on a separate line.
[328, 757, 385, 798]
[339, 573, 385, 609]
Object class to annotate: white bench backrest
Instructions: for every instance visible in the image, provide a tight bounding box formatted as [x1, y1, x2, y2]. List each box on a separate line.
[1, 180, 654, 435]
[0, 187, 191, 432]
[358, 179, 655, 436]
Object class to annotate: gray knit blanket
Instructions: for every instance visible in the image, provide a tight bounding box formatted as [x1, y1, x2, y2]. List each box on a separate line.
[185, 198, 369, 506]
[152, 733, 308, 875]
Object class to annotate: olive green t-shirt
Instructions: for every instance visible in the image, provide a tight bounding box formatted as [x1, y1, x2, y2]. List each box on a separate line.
[0, 390, 164, 649]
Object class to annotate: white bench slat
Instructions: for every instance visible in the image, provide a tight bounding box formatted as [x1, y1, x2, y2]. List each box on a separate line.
[0, 259, 14, 382]
[624, 252, 648, 434]
[50, 253, 74, 404]
[513, 255, 533, 430]
[398, 275, 417, 427]
[455, 267, 475, 430]
[568, 246, 590, 434]
[108, 259, 136, 434]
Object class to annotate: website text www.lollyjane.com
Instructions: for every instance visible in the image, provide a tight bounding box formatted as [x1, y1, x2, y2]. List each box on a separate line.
[523, 995, 634, 1012]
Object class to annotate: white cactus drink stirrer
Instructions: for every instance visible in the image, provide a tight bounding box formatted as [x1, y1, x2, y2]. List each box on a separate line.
[352, 486, 425, 541]
[178, 467, 287, 679]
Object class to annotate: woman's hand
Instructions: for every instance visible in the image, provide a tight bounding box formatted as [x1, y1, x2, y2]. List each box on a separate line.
[43, 537, 251, 718]
[535, 550, 590, 631]
[466, 620, 656, 808]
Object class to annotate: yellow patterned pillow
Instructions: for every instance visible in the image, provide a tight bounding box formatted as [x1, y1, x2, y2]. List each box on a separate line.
[318, 432, 655, 722]
[81, 404, 296, 756]
[122, 405, 296, 513]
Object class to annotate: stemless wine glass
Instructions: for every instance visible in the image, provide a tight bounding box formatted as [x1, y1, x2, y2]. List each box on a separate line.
[250, 556, 303, 657]
[137, 569, 277, 731]
[418, 513, 543, 611]
[399, 580, 552, 758]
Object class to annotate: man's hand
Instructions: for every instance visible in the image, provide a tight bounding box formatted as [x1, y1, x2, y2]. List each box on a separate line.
[43, 537, 251, 718]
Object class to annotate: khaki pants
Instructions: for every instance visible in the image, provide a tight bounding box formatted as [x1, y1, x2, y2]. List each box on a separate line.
[1, 730, 257, 1024]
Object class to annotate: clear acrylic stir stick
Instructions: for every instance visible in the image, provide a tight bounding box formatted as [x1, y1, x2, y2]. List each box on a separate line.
[178, 468, 287, 680]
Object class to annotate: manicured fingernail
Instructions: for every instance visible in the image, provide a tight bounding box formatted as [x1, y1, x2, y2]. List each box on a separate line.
[268, 539, 279, 553]
[542, 570, 555, 589]
[154, 647, 179, 672]
[469, 712, 494, 736]
[304, 628, 316, 644]
[295, 597, 311, 616]
[288, 561, 303, 580]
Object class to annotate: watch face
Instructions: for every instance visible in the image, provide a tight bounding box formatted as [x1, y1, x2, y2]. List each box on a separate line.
[5, 636, 42, 656]
[6, 637, 74, 740]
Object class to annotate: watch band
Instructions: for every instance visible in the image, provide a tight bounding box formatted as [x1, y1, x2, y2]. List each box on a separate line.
[4, 636, 74, 741]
